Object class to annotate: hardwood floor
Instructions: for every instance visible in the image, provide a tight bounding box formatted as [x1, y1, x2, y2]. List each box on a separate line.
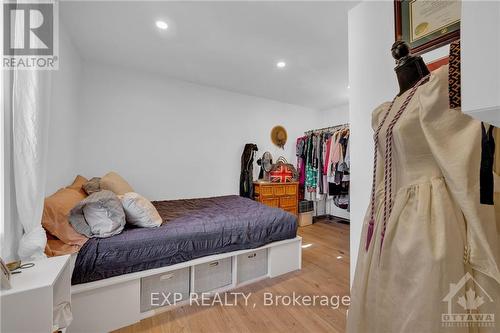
[114, 218, 350, 333]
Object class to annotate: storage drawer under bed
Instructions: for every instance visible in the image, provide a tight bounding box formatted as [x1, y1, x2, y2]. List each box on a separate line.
[193, 257, 232, 293]
[140, 267, 190, 312]
[237, 248, 268, 283]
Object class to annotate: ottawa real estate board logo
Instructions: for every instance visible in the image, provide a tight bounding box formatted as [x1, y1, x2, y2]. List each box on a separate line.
[442, 272, 495, 328]
[2, 0, 58, 69]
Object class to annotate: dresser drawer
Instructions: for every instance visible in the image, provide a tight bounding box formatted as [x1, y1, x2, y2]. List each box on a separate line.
[237, 249, 268, 284]
[262, 197, 279, 208]
[193, 257, 232, 293]
[280, 195, 297, 207]
[273, 185, 286, 196]
[258, 186, 274, 197]
[140, 267, 190, 312]
[283, 206, 298, 215]
[285, 184, 297, 195]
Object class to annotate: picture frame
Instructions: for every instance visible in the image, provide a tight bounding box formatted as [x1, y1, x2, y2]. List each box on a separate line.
[394, 0, 461, 55]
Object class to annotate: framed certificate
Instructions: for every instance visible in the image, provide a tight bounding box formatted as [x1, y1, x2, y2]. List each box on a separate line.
[395, 0, 461, 55]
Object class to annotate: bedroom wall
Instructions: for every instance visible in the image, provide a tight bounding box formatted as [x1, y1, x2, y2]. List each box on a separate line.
[348, 1, 397, 284]
[319, 103, 349, 126]
[75, 61, 322, 200]
[45, 26, 82, 195]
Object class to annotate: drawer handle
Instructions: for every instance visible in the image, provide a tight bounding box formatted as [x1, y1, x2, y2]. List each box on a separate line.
[209, 261, 219, 267]
[160, 273, 174, 280]
[248, 253, 257, 259]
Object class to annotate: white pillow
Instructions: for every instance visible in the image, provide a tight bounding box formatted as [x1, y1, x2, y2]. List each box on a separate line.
[119, 192, 162, 228]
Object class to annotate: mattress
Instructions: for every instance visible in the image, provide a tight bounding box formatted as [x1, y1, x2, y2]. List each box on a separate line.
[71, 195, 297, 285]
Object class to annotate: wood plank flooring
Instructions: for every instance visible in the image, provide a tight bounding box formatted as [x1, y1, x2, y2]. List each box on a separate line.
[114, 218, 350, 333]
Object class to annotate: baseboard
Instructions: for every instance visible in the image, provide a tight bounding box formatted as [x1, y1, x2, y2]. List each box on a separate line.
[314, 214, 350, 224]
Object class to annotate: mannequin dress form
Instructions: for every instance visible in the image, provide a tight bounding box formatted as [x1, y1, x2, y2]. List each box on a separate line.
[346, 42, 500, 333]
[392, 41, 430, 96]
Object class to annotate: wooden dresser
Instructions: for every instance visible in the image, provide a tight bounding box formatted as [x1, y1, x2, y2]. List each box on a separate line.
[253, 181, 298, 215]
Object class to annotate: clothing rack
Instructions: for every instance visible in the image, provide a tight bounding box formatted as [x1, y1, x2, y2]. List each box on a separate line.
[304, 123, 349, 135]
[300, 123, 351, 222]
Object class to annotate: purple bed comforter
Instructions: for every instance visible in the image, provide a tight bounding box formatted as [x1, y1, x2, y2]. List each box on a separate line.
[71, 195, 297, 285]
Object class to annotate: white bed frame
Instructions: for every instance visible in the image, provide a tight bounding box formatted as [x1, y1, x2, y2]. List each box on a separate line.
[67, 236, 302, 333]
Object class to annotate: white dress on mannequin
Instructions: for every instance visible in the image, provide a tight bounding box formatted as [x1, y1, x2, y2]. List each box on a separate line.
[347, 65, 500, 333]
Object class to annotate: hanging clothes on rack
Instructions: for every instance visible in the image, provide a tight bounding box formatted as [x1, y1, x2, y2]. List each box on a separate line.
[298, 124, 350, 216]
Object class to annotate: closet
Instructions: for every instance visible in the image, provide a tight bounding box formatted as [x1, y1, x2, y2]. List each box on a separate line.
[296, 124, 350, 220]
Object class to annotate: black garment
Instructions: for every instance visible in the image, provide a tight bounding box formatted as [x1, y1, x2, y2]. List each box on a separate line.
[240, 143, 258, 198]
[296, 137, 306, 158]
[480, 123, 495, 205]
[318, 134, 324, 194]
[329, 181, 349, 196]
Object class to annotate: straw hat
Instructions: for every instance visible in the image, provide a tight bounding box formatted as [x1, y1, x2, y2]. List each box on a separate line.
[271, 125, 287, 149]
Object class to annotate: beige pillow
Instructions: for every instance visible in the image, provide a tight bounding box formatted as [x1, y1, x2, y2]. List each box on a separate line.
[100, 171, 134, 195]
[42, 176, 89, 247]
[67, 175, 88, 191]
[119, 192, 162, 228]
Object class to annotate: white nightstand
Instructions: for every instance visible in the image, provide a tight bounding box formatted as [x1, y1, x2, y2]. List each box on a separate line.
[1, 255, 71, 333]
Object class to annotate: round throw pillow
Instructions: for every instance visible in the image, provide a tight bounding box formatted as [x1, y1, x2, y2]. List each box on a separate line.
[82, 177, 101, 195]
[120, 192, 162, 228]
[69, 190, 125, 238]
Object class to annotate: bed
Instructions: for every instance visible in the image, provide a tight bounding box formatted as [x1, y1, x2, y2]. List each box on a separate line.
[71, 195, 297, 285]
[68, 195, 301, 333]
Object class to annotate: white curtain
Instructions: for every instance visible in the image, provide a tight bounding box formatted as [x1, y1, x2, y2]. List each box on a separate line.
[7, 1, 53, 260]
[1, 69, 24, 262]
[12, 69, 52, 260]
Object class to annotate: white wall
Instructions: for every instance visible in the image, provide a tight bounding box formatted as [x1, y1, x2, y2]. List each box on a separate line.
[45, 26, 82, 195]
[348, 1, 397, 283]
[319, 103, 349, 126]
[461, 0, 500, 126]
[75, 62, 320, 200]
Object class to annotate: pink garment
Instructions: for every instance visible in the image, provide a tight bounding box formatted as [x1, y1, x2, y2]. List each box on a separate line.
[298, 157, 306, 185]
[326, 134, 340, 179]
[331, 140, 343, 165]
[323, 137, 333, 174]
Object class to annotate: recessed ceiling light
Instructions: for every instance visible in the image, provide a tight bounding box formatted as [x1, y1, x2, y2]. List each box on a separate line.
[276, 61, 286, 69]
[337, 256, 343, 260]
[156, 20, 168, 30]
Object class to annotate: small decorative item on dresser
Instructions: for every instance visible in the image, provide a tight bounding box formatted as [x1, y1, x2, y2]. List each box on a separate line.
[269, 157, 298, 183]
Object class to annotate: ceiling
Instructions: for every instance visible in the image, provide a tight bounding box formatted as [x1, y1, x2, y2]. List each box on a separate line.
[61, 1, 357, 110]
